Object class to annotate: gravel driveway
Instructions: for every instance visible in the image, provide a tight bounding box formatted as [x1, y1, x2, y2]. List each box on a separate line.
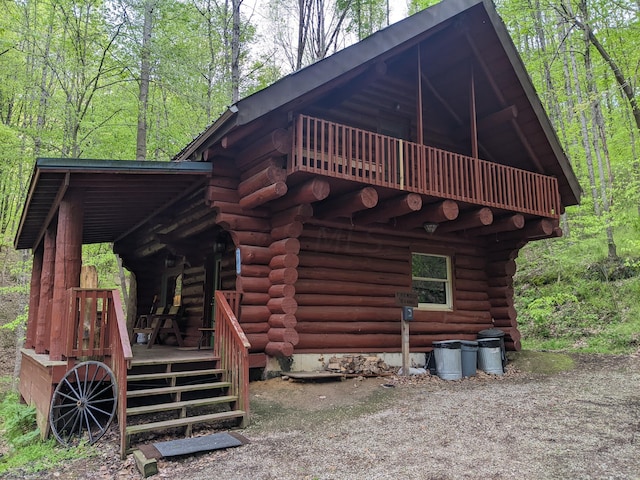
[5, 351, 639, 479]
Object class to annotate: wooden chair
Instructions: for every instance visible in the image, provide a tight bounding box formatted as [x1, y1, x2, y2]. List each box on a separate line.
[133, 305, 185, 349]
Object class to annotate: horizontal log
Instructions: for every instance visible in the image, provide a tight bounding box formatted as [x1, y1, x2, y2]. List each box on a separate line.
[412, 309, 491, 324]
[454, 268, 487, 281]
[490, 305, 517, 319]
[455, 299, 492, 311]
[296, 321, 485, 335]
[355, 193, 422, 225]
[295, 279, 397, 296]
[246, 333, 269, 351]
[241, 292, 271, 305]
[206, 185, 239, 204]
[265, 341, 294, 357]
[296, 306, 400, 322]
[238, 128, 291, 165]
[236, 276, 271, 293]
[272, 204, 313, 227]
[486, 259, 517, 277]
[240, 157, 286, 181]
[269, 268, 298, 284]
[211, 201, 269, 218]
[487, 276, 512, 287]
[241, 322, 270, 334]
[239, 181, 288, 209]
[455, 290, 489, 301]
[299, 238, 408, 262]
[268, 313, 297, 329]
[317, 187, 378, 218]
[271, 222, 303, 240]
[488, 297, 512, 308]
[294, 294, 396, 307]
[241, 306, 271, 323]
[269, 254, 299, 269]
[240, 264, 271, 278]
[267, 328, 300, 345]
[208, 176, 238, 189]
[436, 207, 493, 233]
[217, 213, 271, 232]
[487, 286, 514, 299]
[210, 157, 240, 177]
[297, 266, 408, 287]
[298, 251, 408, 274]
[453, 255, 486, 271]
[268, 284, 295, 298]
[181, 284, 204, 298]
[239, 245, 272, 265]
[469, 214, 524, 236]
[230, 231, 272, 247]
[497, 218, 555, 242]
[269, 238, 301, 255]
[454, 278, 487, 292]
[395, 200, 459, 229]
[270, 178, 330, 211]
[238, 165, 287, 198]
[267, 297, 298, 314]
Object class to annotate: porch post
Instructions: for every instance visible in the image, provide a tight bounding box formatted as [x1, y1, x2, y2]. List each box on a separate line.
[35, 227, 56, 354]
[50, 190, 84, 360]
[24, 245, 43, 349]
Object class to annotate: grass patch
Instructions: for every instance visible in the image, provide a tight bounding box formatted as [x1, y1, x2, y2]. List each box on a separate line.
[508, 350, 575, 374]
[0, 392, 92, 475]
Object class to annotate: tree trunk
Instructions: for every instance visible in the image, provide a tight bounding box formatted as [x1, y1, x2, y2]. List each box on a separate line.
[136, 0, 155, 160]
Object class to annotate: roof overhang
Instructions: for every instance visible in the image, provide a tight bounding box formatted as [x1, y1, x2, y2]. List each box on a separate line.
[15, 158, 212, 251]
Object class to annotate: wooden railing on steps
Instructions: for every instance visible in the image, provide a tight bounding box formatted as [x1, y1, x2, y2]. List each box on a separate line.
[291, 114, 560, 219]
[214, 290, 250, 425]
[63, 288, 132, 458]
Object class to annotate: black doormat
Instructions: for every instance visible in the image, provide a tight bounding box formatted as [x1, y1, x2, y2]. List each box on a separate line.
[145, 432, 249, 458]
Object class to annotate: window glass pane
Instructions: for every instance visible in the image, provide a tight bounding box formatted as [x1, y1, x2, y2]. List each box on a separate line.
[412, 254, 447, 279]
[412, 279, 447, 305]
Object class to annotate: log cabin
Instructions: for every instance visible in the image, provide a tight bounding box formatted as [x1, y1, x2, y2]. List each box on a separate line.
[13, 0, 580, 456]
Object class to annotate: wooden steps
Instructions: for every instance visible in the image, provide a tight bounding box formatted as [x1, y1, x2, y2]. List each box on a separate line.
[124, 354, 247, 454]
[127, 395, 238, 416]
[126, 410, 246, 436]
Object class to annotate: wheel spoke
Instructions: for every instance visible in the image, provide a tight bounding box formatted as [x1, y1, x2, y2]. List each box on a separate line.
[86, 404, 113, 418]
[86, 383, 115, 401]
[62, 378, 82, 400]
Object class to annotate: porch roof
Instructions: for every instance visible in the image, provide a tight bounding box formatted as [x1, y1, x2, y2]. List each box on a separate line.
[14, 158, 212, 250]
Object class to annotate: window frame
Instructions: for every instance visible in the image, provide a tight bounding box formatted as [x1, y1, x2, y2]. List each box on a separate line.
[411, 252, 453, 311]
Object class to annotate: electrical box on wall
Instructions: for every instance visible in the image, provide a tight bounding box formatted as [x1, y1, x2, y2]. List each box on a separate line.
[402, 306, 414, 321]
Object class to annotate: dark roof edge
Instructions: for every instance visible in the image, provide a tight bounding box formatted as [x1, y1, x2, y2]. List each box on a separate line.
[36, 157, 212, 174]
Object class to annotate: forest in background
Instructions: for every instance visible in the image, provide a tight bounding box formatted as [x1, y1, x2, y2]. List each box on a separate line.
[0, 0, 639, 354]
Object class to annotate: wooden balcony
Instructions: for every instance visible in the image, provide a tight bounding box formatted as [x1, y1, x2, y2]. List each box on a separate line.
[290, 115, 560, 219]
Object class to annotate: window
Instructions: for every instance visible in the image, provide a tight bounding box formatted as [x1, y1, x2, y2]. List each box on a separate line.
[412, 253, 452, 310]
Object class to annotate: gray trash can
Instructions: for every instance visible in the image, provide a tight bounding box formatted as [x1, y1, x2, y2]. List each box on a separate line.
[477, 337, 503, 375]
[460, 340, 478, 377]
[432, 340, 462, 380]
[477, 328, 506, 367]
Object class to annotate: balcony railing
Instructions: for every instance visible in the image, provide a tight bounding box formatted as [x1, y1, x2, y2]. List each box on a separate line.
[291, 115, 560, 218]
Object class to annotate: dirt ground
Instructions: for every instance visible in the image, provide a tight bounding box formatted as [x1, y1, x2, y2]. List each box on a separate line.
[2, 350, 639, 479]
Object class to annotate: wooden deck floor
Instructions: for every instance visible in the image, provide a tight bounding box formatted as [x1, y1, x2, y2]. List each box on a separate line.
[130, 345, 216, 366]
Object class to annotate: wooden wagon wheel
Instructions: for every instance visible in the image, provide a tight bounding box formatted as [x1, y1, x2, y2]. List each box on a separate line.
[49, 361, 118, 447]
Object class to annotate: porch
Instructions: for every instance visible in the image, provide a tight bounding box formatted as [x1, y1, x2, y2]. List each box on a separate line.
[290, 115, 561, 219]
[19, 288, 250, 458]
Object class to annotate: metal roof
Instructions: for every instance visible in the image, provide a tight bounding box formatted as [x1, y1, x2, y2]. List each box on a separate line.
[14, 158, 212, 250]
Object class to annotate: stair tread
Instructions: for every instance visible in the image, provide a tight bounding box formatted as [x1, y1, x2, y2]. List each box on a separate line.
[125, 410, 246, 435]
[127, 368, 224, 382]
[131, 355, 220, 367]
[127, 381, 231, 398]
[127, 395, 238, 416]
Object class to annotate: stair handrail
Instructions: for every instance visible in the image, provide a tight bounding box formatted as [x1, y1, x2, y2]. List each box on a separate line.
[214, 291, 250, 422]
[108, 289, 132, 459]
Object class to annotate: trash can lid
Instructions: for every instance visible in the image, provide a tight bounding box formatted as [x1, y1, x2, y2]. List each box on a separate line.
[460, 340, 478, 346]
[432, 340, 461, 349]
[477, 337, 501, 348]
[477, 328, 505, 339]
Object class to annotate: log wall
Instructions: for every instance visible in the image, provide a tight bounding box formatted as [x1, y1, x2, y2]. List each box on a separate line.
[293, 224, 496, 353]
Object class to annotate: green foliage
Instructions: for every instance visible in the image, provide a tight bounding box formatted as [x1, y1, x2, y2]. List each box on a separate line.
[0, 393, 91, 474]
[516, 236, 640, 354]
